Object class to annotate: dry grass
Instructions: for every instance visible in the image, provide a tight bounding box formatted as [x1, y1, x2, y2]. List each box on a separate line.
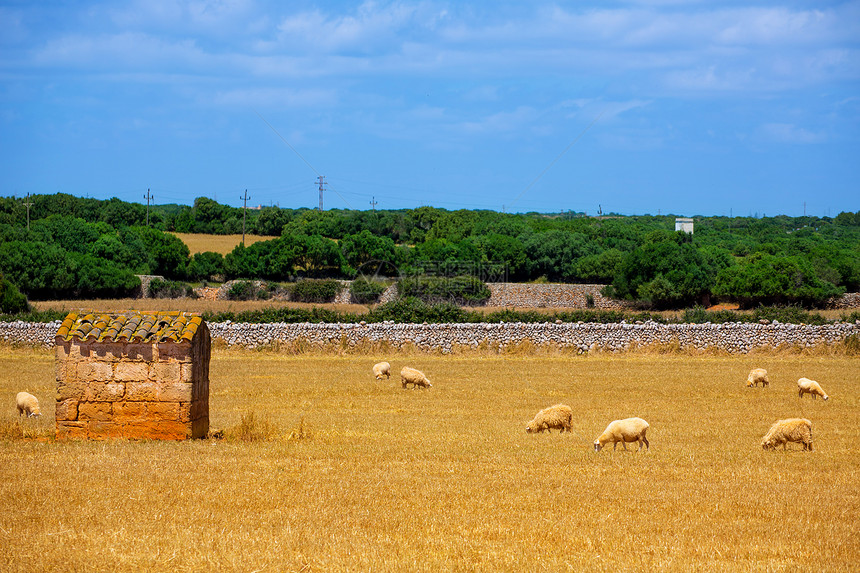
[0, 344, 857, 572]
[170, 232, 279, 255]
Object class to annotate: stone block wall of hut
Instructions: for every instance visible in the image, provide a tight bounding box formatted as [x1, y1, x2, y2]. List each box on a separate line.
[55, 320, 210, 440]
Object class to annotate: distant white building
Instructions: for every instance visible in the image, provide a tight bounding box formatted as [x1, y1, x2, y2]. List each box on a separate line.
[675, 218, 694, 234]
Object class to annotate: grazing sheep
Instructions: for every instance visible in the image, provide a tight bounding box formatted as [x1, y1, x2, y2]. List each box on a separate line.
[372, 361, 391, 380]
[594, 417, 650, 452]
[746, 368, 769, 388]
[761, 418, 813, 451]
[16, 392, 41, 418]
[525, 404, 573, 434]
[400, 366, 432, 389]
[797, 378, 829, 400]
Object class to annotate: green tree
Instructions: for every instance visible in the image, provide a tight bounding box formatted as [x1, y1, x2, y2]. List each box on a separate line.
[0, 241, 76, 298]
[573, 248, 625, 284]
[30, 215, 102, 254]
[70, 253, 141, 298]
[426, 210, 479, 242]
[187, 251, 226, 281]
[612, 236, 714, 308]
[100, 197, 147, 227]
[297, 234, 343, 275]
[254, 207, 292, 236]
[130, 227, 191, 278]
[478, 234, 528, 280]
[0, 274, 30, 314]
[713, 253, 843, 308]
[340, 230, 396, 269]
[522, 230, 597, 281]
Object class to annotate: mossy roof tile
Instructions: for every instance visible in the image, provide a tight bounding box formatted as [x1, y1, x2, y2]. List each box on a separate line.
[56, 311, 204, 343]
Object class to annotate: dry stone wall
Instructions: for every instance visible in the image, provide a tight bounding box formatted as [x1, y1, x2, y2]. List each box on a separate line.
[829, 292, 860, 310]
[3, 320, 857, 354]
[134, 275, 165, 298]
[1, 320, 62, 346]
[189, 280, 860, 310]
[209, 320, 858, 354]
[485, 283, 629, 309]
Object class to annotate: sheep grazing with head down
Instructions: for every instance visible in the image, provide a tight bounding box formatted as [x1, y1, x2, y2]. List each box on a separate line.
[594, 417, 650, 452]
[372, 361, 391, 380]
[797, 378, 829, 400]
[400, 366, 432, 389]
[16, 392, 41, 418]
[525, 404, 573, 434]
[761, 418, 813, 451]
[746, 368, 769, 388]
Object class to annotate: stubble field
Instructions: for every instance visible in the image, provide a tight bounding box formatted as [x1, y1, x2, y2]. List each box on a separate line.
[0, 345, 857, 572]
[169, 232, 278, 255]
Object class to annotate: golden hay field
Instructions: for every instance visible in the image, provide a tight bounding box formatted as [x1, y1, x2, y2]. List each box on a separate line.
[1, 346, 858, 572]
[170, 232, 278, 255]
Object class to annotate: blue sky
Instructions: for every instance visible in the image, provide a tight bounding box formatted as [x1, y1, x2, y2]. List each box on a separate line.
[1, 1, 858, 216]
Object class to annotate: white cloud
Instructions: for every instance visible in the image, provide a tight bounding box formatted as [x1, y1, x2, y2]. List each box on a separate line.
[759, 123, 826, 144]
[107, 0, 261, 36]
[32, 32, 208, 71]
[273, 1, 444, 54]
[460, 106, 541, 135]
[8, 0, 860, 123]
[663, 65, 760, 92]
[210, 87, 337, 108]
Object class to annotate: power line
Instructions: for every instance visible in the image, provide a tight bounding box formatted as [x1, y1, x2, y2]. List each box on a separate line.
[508, 110, 605, 210]
[143, 188, 153, 226]
[255, 111, 352, 209]
[23, 192, 33, 232]
[317, 176, 326, 211]
[240, 189, 250, 245]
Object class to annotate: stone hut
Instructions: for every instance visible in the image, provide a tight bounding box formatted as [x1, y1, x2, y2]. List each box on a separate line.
[54, 311, 210, 440]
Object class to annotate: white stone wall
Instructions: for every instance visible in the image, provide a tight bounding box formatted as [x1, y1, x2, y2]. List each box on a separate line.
[4, 319, 857, 354]
[207, 321, 858, 353]
[485, 283, 629, 309]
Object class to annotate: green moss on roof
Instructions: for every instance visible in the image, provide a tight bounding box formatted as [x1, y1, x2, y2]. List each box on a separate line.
[56, 311, 203, 343]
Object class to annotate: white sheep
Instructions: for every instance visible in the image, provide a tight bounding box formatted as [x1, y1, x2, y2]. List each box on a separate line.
[525, 404, 573, 434]
[594, 417, 650, 452]
[797, 378, 829, 400]
[400, 366, 432, 389]
[746, 368, 769, 388]
[372, 361, 391, 380]
[761, 418, 813, 451]
[16, 392, 41, 418]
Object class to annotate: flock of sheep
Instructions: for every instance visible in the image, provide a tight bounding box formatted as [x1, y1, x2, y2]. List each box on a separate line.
[524, 403, 651, 452]
[748, 369, 829, 451]
[373, 361, 433, 389]
[13, 362, 831, 453]
[374, 362, 832, 453]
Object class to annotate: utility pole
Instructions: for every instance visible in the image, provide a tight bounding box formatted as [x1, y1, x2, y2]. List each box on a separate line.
[143, 188, 153, 226]
[23, 192, 34, 232]
[240, 189, 250, 246]
[370, 196, 378, 212]
[317, 176, 326, 211]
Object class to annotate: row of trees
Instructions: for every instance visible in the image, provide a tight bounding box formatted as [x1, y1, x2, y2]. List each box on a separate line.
[0, 194, 858, 308]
